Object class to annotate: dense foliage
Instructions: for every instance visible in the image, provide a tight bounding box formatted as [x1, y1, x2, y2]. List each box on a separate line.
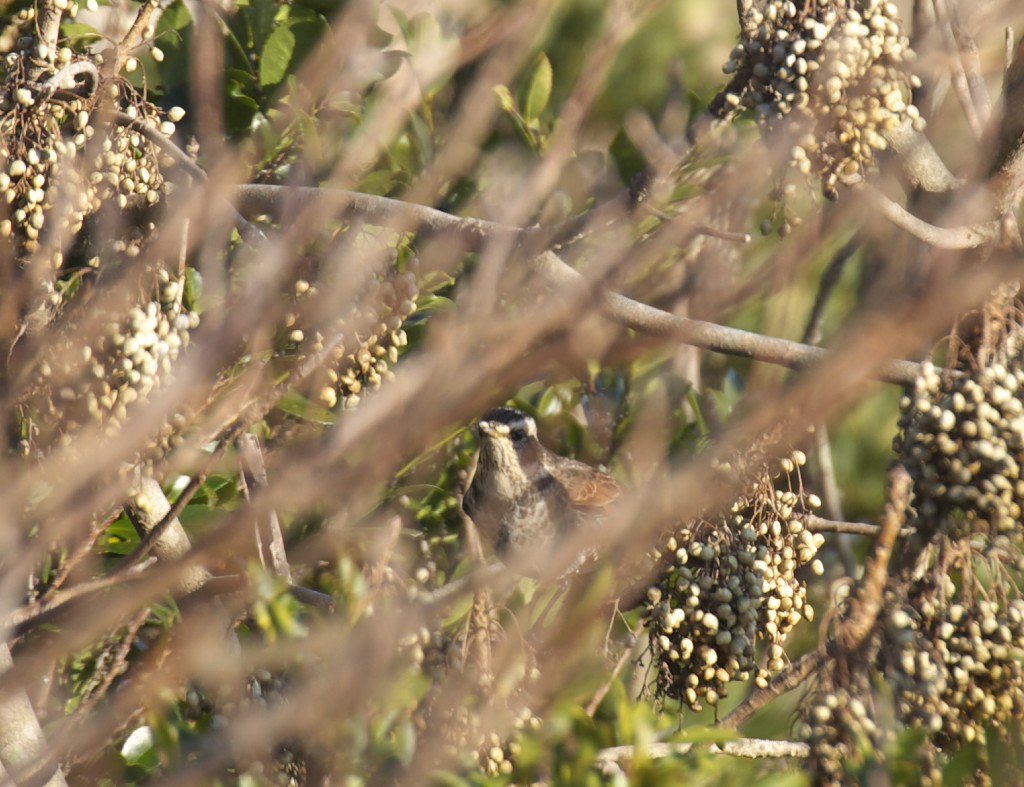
[1, 0, 1024, 784]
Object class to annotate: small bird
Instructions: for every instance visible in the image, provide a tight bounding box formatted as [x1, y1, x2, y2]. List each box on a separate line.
[462, 406, 622, 578]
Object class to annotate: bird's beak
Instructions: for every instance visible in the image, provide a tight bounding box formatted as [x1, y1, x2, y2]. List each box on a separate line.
[476, 420, 497, 438]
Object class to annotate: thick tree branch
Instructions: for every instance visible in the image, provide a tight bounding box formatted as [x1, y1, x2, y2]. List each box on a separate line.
[832, 466, 910, 653]
[0, 644, 68, 787]
[990, 32, 1024, 213]
[28, 1, 62, 81]
[126, 476, 213, 595]
[882, 118, 962, 193]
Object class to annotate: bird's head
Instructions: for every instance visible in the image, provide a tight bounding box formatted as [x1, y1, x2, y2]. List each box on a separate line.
[475, 407, 543, 481]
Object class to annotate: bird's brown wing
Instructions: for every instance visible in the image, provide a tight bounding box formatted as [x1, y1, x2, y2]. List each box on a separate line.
[545, 456, 622, 508]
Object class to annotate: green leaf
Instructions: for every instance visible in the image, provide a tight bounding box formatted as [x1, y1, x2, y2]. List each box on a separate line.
[290, 11, 330, 72]
[98, 515, 141, 556]
[60, 21, 103, 45]
[413, 293, 455, 315]
[158, 0, 192, 32]
[248, 0, 278, 52]
[357, 168, 400, 196]
[225, 84, 261, 135]
[276, 391, 335, 424]
[151, 1, 193, 89]
[260, 23, 296, 87]
[610, 127, 645, 183]
[183, 267, 202, 311]
[520, 52, 552, 122]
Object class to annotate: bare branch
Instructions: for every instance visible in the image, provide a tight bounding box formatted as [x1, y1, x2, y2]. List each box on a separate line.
[0, 644, 68, 787]
[883, 118, 962, 193]
[5, 558, 157, 637]
[867, 188, 1001, 248]
[585, 621, 644, 717]
[932, 0, 988, 139]
[38, 60, 99, 93]
[804, 514, 913, 538]
[233, 185, 924, 383]
[125, 476, 213, 595]
[720, 649, 827, 729]
[990, 32, 1024, 213]
[596, 737, 811, 773]
[832, 466, 911, 653]
[529, 251, 925, 385]
[238, 433, 291, 581]
[802, 236, 860, 347]
[107, 0, 160, 78]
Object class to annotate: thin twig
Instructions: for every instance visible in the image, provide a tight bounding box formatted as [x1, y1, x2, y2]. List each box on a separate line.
[946, 3, 991, 129]
[697, 225, 751, 243]
[803, 513, 913, 538]
[108, 0, 160, 78]
[801, 237, 860, 347]
[4, 559, 158, 637]
[795, 229, 852, 566]
[238, 433, 291, 581]
[286, 584, 336, 611]
[585, 620, 644, 717]
[117, 453, 230, 576]
[932, 0, 986, 139]
[367, 516, 404, 590]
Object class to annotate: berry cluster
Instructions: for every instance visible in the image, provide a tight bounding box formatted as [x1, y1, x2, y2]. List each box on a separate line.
[895, 354, 1024, 545]
[1, 33, 182, 266]
[281, 265, 419, 412]
[417, 626, 541, 778]
[2, 12, 195, 456]
[644, 450, 823, 709]
[882, 575, 1024, 758]
[801, 685, 882, 787]
[718, 0, 922, 198]
[422, 701, 540, 778]
[23, 270, 198, 453]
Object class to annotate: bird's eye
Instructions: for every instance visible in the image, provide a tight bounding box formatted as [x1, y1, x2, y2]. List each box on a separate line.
[509, 427, 527, 443]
